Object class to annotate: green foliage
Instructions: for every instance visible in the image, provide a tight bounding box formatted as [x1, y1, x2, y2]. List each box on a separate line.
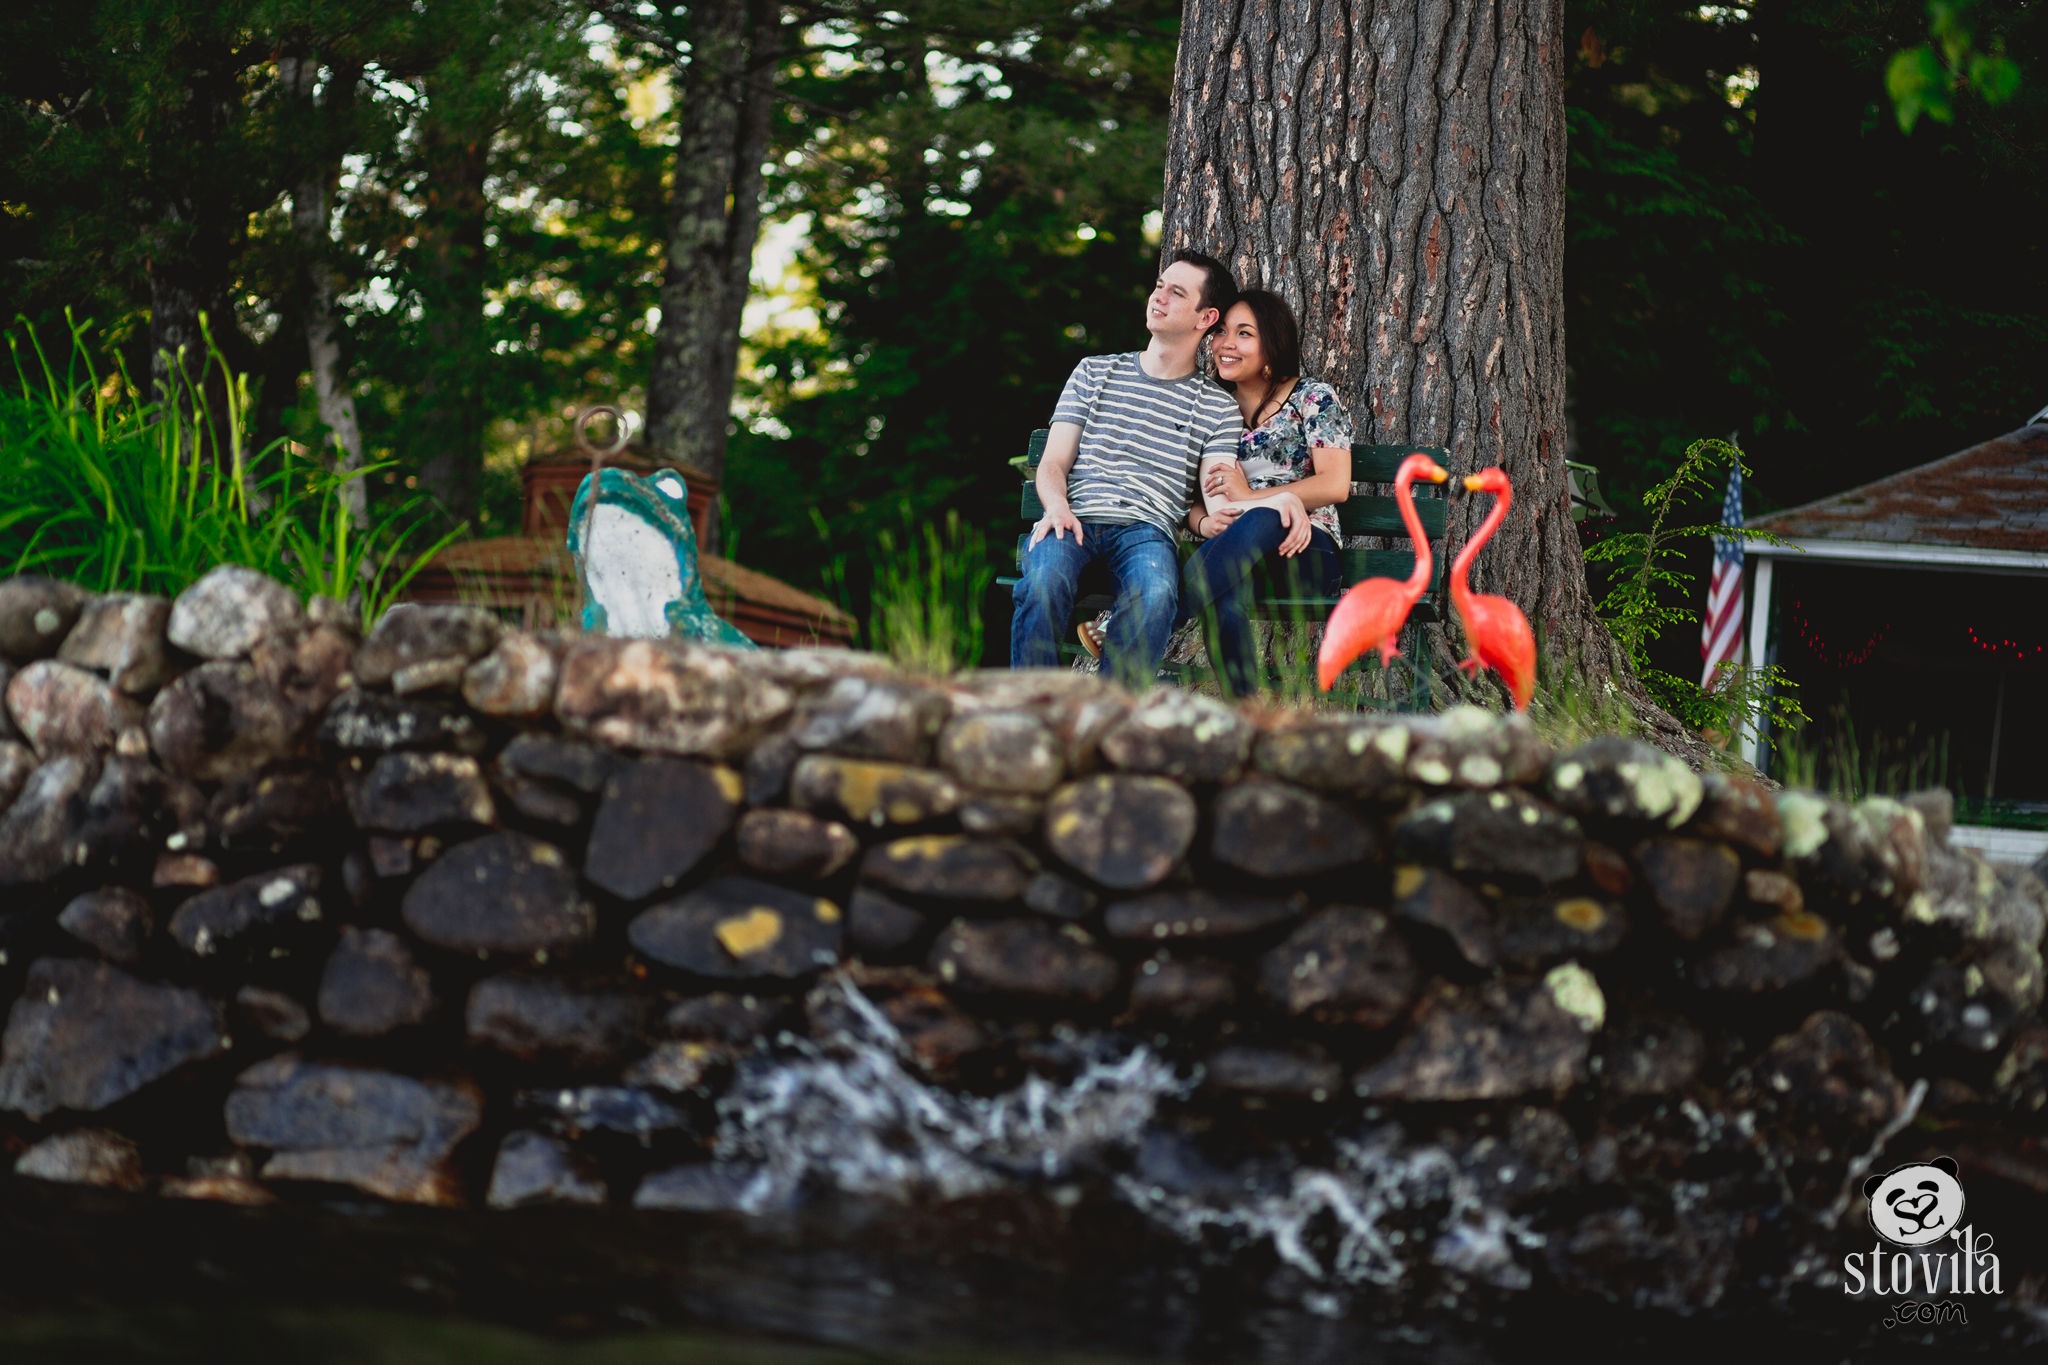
[1, 314, 455, 625]
[1583, 436, 1807, 745]
[820, 505, 992, 676]
[725, 0, 1184, 639]
[1887, 0, 2023, 132]
[1775, 700, 1950, 801]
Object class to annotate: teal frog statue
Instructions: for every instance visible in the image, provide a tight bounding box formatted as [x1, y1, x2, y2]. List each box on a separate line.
[566, 466, 755, 648]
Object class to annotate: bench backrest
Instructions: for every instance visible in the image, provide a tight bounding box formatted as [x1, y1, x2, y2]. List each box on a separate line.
[1015, 429, 1453, 601]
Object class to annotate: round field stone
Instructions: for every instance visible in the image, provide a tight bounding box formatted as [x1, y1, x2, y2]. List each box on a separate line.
[929, 917, 1120, 1004]
[463, 631, 559, 717]
[629, 876, 843, 979]
[224, 1055, 483, 1206]
[736, 809, 860, 881]
[1390, 864, 1497, 969]
[57, 887, 154, 965]
[168, 864, 324, 959]
[789, 754, 960, 828]
[585, 757, 740, 900]
[57, 592, 175, 694]
[15, 1129, 147, 1191]
[167, 566, 301, 660]
[1258, 906, 1420, 1028]
[1252, 715, 1413, 798]
[353, 603, 502, 691]
[1633, 836, 1742, 941]
[1128, 953, 1238, 1021]
[1393, 789, 1584, 887]
[555, 637, 792, 759]
[1103, 887, 1300, 942]
[1043, 774, 1196, 891]
[0, 577, 89, 661]
[318, 690, 486, 755]
[318, 927, 436, 1037]
[465, 974, 648, 1067]
[1545, 736, 1704, 830]
[402, 831, 593, 957]
[936, 710, 1063, 794]
[1353, 978, 1593, 1102]
[351, 751, 496, 833]
[1097, 691, 1250, 783]
[1211, 779, 1378, 877]
[859, 835, 1037, 901]
[487, 1130, 607, 1209]
[147, 662, 297, 782]
[5, 659, 144, 757]
[0, 958, 226, 1121]
[0, 753, 96, 887]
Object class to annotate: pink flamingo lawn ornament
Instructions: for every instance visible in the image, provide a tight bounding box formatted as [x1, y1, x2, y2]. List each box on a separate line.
[1449, 467, 1536, 711]
[1316, 452, 1450, 691]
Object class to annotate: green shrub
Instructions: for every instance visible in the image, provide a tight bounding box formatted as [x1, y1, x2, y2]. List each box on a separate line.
[1584, 435, 1807, 750]
[2, 313, 453, 625]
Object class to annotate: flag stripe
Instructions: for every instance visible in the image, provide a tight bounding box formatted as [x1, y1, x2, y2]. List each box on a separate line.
[1700, 462, 1745, 691]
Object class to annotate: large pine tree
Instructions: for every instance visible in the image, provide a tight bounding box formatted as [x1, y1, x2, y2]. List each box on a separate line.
[1161, 0, 1694, 750]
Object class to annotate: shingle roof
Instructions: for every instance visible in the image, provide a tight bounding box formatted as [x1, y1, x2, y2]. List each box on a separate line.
[1750, 422, 2048, 552]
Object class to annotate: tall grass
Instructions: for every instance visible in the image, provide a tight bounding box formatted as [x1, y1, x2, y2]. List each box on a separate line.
[2, 312, 454, 624]
[1775, 698, 1952, 801]
[809, 503, 992, 674]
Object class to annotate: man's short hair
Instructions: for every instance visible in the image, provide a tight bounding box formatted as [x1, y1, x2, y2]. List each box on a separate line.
[1168, 248, 1237, 321]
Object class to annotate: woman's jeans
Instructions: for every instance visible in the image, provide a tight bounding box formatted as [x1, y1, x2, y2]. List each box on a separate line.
[1010, 520, 1178, 685]
[1182, 507, 1341, 697]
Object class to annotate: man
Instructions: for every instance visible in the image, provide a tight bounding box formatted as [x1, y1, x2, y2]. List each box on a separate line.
[1010, 248, 1242, 683]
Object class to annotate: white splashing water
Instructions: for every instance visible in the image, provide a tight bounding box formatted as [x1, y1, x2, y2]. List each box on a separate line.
[711, 976, 1191, 1209]
[1118, 1129, 1540, 1291]
[712, 976, 1539, 1296]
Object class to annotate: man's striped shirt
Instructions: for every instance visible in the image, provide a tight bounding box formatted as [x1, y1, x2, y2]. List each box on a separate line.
[1051, 353, 1242, 535]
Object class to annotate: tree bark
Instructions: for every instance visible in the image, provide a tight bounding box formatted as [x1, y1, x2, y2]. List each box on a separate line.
[281, 56, 369, 527]
[413, 74, 491, 525]
[143, 47, 246, 440]
[1162, 0, 1701, 758]
[643, 0, 782, 549]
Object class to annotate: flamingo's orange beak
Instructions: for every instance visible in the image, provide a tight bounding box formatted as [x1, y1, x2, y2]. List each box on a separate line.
[1421, 461, 1449, 484]
[1461, 474, 1486, 492]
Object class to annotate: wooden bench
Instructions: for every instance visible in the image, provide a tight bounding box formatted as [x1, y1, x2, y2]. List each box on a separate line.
[1000, 428, 1452, 701]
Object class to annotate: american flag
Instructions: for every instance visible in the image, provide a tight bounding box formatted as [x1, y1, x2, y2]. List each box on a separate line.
[1700, 461, 1745, 691]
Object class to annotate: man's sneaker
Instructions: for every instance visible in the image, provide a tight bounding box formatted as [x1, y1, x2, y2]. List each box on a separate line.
[1077, 609, 1113, 659]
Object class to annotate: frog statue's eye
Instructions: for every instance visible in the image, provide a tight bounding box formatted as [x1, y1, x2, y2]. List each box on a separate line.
[653, 474, 686, 501]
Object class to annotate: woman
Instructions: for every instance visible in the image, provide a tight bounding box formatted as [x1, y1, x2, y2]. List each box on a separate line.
[1083, 289, 1352, 696]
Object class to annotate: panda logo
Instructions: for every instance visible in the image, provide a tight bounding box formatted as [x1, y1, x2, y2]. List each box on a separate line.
[1864, 1156, 1967, 1248]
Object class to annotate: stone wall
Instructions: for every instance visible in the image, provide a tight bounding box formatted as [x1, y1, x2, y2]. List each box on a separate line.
[0, 567, 2044, 1322]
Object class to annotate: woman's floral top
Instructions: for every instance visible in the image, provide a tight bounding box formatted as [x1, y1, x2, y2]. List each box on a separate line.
[1233, 377, 1352, 543]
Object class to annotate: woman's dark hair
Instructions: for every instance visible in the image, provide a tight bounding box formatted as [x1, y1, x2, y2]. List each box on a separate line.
[1218, 287, 1302, 387]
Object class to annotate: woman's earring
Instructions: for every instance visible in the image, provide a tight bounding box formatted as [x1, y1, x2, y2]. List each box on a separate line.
[1261, 364, 1271, 379]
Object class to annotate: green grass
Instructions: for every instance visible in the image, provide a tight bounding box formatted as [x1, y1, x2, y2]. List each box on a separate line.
[2, 312, 455, 626]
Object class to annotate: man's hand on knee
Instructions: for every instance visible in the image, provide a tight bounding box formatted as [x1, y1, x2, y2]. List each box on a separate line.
[1029, 508, 1085, 548]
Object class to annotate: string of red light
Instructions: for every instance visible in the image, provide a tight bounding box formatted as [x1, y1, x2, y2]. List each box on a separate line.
[1965, 626, 2048, 661]
[1787, 599, 2047, 666]
[1788, 597, 1887, 668]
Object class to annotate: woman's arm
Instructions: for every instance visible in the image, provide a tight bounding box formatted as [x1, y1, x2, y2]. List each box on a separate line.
[1201, 445, 1351, 510]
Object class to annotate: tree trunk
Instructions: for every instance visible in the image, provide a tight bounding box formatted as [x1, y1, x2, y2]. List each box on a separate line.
[282, 56, 369, 527]
[413, 75, 491, 526]
[644, 0, 782, 550]
[1162, 0, 1702, 758]
[143, 48, 245, 442]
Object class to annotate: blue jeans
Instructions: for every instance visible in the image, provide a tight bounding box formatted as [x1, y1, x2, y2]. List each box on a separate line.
[1010, 520, 1178, 684]
[1182, 506, 1341, 697]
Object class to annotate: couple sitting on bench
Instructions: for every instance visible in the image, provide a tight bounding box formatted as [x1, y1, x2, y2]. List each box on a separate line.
[1009, 249, 1354, 694]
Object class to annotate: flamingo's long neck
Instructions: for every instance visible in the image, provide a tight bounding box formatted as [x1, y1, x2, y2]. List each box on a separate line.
[1396, 464, 1433, 595]
[1451, 481, 1511, 610]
